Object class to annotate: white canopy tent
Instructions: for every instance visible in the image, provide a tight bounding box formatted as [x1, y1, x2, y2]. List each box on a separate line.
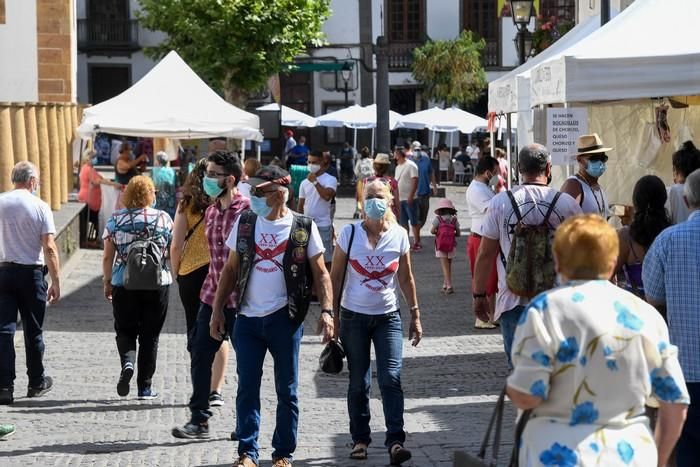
[398, 106, 487, 135]
[256, 103, 317, 128]
[78, 51, 263, 142]
[526, 0, 700, 204]
[315, 104, 402, 153]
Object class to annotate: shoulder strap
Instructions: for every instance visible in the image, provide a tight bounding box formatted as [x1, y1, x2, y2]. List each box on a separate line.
[506, 190, 523, 223]
[541, 192, 562, 227]
[338, 224, 356, 309]
[574, 175, 586, 207]
[184, 214, 205, 243]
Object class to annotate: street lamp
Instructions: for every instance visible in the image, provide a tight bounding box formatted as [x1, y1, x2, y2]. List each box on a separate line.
[340, 67, 352, 108]
[509, 0, 534, 64]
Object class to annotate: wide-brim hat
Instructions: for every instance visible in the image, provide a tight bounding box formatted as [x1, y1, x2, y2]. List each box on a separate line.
[434, 198, 457, 214]
[412, 141, 422, 150]
[576, 133, 613, 156]
[374, 153, 391, 165]
[248, 165, 291, 189]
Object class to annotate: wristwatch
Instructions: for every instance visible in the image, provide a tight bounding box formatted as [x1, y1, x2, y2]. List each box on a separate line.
[473, 293, 487, 299]
[312, 180, 319, 186]
[321, 309, 333, 317]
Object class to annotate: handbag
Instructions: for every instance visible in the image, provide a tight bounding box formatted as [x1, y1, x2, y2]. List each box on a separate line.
[453, 386, 531, 467]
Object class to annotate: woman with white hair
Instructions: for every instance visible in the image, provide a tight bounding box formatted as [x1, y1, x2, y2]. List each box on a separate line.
[330, 179, 423, 465]
[152, 151, 177, 220]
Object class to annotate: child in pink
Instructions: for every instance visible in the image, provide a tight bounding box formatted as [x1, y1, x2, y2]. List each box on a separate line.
[430, 198, 460, 294]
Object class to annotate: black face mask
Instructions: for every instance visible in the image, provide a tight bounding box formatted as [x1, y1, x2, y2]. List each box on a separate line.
[547, 174, 552, 185]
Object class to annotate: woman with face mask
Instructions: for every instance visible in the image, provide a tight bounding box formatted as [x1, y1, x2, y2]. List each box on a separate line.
[560, 134, 612, 218]
[329, 179, 423, 465]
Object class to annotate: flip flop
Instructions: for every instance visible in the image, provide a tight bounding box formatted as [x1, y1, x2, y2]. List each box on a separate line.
[389, 443, 412, 465]
[350, 443, 368, 460]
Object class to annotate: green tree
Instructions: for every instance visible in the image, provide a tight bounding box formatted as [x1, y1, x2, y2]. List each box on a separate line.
[411, 30, 488, 107]
[137, 0, 331, 105]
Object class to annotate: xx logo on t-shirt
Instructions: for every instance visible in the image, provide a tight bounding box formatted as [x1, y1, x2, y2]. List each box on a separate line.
[254, 233, 288, 273]
[349, 255, 399, 292]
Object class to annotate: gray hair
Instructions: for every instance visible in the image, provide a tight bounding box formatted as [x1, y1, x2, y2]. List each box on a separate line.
[11, 161, 38, 185]
[518, 143, 551, 175]
[684, 168, 700, 209]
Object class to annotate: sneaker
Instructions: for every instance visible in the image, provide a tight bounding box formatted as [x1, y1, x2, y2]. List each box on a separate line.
[172, 422, 209, 439]
[117, 362, 134, 397]
[411, 242, 423, 252]
[232, 455, 257, 467]
[137, 388, 158, 400]
[0, 388, 13, 405]
[0, 424, 15, 440]
[27, 376, 53, 398]
[474, 318, 497, 329]
[208, 391, 224, 407]
[272, 458, 292, 467]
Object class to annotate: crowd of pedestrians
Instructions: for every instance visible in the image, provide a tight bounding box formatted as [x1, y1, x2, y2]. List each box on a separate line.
[2, 130, 700, 467]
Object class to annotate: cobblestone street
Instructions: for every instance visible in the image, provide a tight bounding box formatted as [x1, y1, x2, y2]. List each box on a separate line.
[1, 187, 514, 466]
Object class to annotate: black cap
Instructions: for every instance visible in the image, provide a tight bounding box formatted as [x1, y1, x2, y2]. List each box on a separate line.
[248, 165, 292, 189]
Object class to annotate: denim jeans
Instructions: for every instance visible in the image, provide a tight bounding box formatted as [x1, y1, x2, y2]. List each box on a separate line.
[188, 302, 236, 425]
[499, 305, 526, 369]
[339, 308, 405, 449]
[234, 306, 303, 463]
[677, 382, 700, 467]
[0, 266, 48, 389]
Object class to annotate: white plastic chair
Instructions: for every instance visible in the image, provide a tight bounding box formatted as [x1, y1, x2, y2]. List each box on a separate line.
[453, 160, 465, 184]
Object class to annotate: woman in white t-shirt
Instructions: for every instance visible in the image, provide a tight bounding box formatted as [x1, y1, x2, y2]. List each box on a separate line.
[330, 179, 423, 466]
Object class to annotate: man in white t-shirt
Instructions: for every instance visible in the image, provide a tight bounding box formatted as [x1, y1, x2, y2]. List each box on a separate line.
[210, 165, 333, 467]
[472, 144, 582, 367]
[0, 162, 61, 405]
[465, 156, 501, 330]
[298, 150, 338, 269]
[393, 146, 419, 244]
[666, 141, 700, 224]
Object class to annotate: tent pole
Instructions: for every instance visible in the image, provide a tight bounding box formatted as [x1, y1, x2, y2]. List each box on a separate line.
[489, 128, 495, 158]
[371, 128, 375, 156]
[353, 128, 357, 150]
[256, 142, 261, 162]
[241, 139, 246, 159]
[506, 113, 512, 189]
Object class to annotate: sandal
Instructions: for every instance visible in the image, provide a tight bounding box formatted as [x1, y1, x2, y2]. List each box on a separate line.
[445, 287, 454, 295]
[389, 443, 411, 465]
[350, 443, 368, 460]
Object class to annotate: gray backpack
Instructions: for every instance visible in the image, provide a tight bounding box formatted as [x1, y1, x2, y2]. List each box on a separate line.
[123, 211, 163, 291]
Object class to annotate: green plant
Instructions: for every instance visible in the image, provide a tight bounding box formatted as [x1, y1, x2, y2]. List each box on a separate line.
[531, 15, 574, 55]
[411, 30, 488, 107]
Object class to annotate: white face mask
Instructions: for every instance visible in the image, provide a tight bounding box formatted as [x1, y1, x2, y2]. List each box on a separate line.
[307, 164, 321, 174]
[488, 174, 500, 188]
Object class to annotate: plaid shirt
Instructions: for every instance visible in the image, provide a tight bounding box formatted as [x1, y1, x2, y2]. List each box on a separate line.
[643, 210, 700, 382]
[199, 193, 250, 308]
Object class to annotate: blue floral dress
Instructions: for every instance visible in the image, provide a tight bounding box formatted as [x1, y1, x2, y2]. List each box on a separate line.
[509, 280, 689, 467]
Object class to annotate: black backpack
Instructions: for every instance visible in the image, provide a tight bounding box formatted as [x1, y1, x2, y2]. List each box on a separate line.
[123, 211, 164, 291]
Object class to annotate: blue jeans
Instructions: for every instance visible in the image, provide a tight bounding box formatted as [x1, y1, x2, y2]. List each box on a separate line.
[188, 303, 236, 425]
[499, 305, 526, 369]
[0, 266, 47, 389]
[399, 200, 417, 227]
[234, 306, 303, 463]
[339, 308, 405, 449]
[677, 382, 700, 467]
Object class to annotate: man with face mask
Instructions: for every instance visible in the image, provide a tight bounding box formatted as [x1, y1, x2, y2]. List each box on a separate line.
[465, 156, 501, 329]
[172, 150, 250, 439]
[211, 165, 334, 467]
[0, 162, 60, 405]
[560, 134, 612, 218]
[298, 150, 337, 270]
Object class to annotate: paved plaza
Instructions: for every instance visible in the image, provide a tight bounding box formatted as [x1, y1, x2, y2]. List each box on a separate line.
[0, 186, 515, 466]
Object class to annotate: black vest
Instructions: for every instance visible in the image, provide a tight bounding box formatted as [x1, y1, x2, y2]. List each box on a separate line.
[235, 210, 313, 325]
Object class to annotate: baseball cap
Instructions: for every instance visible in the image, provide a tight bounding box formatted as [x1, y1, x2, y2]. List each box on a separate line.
[248, 165, 292, 188]
[412, 141, 421, 150]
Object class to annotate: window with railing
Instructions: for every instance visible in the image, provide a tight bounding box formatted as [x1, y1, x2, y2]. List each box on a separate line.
[540, 0, 576, 22]
[388, 0, 424, 42]
[462, 0, 500, 68]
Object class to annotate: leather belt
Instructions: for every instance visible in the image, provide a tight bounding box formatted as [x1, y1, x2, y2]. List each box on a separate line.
[0, 262, 43, 270]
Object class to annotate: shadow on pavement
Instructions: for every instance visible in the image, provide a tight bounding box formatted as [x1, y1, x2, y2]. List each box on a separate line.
[7, 400, 187, 415]
[1, 439, 208, 457]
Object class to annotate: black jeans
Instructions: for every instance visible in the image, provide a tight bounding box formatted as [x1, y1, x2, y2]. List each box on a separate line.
[111, 286, 169, 390]
[676, 382, 700, 466]
[176, 264, 209, 351]
[189, 303, 236, 425]
[0, 266, 48, 389]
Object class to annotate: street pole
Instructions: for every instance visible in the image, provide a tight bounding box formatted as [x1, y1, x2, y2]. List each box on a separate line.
[518, 30, 526, 65]
[344, 79, 349, 107]
[374, 35, 390, 155]
[601, 0, 610, 26]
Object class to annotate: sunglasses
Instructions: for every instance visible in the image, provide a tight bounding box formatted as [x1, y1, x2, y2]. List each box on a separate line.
[206, 171, 229, 178]
[252, 187, 279, 197]
[587, 154, 608, 163]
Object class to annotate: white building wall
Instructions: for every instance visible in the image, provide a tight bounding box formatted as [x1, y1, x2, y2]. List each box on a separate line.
[579, 0, 634, 21]
[426, 0, 459, 40]
[323, 0, 360, 44]
[0, 0, 39, 101]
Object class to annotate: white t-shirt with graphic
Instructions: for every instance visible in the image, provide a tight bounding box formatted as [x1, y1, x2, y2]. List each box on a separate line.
[226, 210, 324, 318]
[336, 222, 410, 315]
[298, 172, 337, 228]
[481, 185, 582, 320]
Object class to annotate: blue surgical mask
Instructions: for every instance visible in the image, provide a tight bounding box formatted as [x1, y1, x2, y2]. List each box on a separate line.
[250, 195, 272, 218]
[91, 157, 99, 166]
[585, 160, 606, 178]
[202, 176, 225, 198]
[364, 198, 387, 220]
[151, 199, 157, 208]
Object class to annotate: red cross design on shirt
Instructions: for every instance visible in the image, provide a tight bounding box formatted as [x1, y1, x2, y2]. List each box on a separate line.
[254, 239, 288, 272]
[349, 257, 399, 289]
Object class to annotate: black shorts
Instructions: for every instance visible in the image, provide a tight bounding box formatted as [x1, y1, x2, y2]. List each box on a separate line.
[415, 195, 430, 226]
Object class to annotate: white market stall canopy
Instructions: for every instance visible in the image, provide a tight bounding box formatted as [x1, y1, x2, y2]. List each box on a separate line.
[398, 106, 487, 134]
[256, 103, 317, 128]
[78, 51, 263, 141]
[488, 14, 601, 114]
[316, 104, 402, 130]
[530, 0, 700, 106]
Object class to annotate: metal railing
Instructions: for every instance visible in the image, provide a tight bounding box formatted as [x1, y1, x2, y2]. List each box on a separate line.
[77, 19, 140, 53]
[388, 43, 421, 71]
[483, 39, 500, 68]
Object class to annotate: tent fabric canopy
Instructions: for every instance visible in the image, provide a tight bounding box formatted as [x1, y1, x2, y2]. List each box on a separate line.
[256, 103, 317, 128]
[530, 0, 700, 106]
[398, 107, 488, 134]
[77, 51, 263, 141]
[316, 104, 402, 130]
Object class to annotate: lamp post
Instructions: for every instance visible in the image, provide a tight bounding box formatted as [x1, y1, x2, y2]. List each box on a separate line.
[340, 67, 351, 108]
[509, 0, 535, 65]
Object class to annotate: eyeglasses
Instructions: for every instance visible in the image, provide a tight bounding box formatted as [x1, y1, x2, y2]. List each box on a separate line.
[587, 154, 608, 163]
[365, 194, 386, 200]
[252, 187, 278, 197]
[206, 171, 229, 178]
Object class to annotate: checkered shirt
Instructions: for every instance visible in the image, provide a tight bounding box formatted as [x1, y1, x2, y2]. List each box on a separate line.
[199, 193, 250, 308]
[643, 210, 700, 382]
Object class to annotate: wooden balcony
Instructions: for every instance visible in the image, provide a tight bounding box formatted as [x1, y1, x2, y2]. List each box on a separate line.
[388, 42, 421, 71]
[78, 19, 140, 55]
